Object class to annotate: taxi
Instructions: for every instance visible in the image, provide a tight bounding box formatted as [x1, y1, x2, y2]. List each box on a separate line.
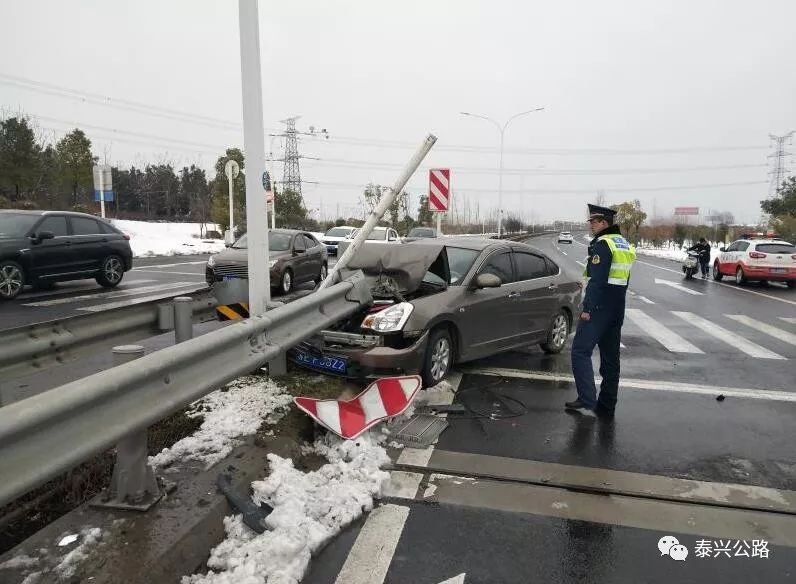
[713, 237, 795, 287]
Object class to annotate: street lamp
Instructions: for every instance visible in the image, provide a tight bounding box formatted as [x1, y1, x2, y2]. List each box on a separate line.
[460, 108, 544, 237]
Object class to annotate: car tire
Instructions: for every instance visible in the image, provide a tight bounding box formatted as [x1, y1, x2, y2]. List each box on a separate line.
[279, 268, 294, 295]
[422, 327, 454, 388]
[315, 263, 328, 285]
[96, 255, 125, 288]
[0, 260, 25, 300]
[787, 281, 795, 289]
[712, 262, 723, 281]
[541, 310, 570, 354]
[735, 266, 746, 286]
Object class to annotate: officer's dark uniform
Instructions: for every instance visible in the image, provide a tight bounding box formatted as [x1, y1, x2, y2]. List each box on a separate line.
[568, 205, 633, 417]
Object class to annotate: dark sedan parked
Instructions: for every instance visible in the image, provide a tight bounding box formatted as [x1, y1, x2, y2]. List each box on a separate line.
[292, 238, 582, 386]
[206, 229, 328, 295]
[0, 210, 133, 300]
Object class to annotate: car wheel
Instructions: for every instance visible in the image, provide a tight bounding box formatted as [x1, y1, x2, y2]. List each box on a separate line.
[712, 262, 723, 281]
[541, 310, 570, 354]
[787, 281, 795, 289]
[735, 266, 746, 286]
[279, 269, 293, 295]
[315, 263, 328, 284]
[422, 327, 453, 387]
[96, 255, 125, 288]
[0, 261, 25, 300]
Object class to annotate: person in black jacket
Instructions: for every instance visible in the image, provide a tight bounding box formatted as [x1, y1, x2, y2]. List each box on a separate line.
[687, 237, 711, 278]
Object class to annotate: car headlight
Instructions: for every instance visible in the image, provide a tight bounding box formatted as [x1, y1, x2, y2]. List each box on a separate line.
[269, 259, 279, 268]
[361, 302, 414, 332]
[207, 255, 216, 267]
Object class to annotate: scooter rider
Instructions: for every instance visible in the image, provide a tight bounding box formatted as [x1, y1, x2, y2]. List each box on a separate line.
[687, 237, 711, 278]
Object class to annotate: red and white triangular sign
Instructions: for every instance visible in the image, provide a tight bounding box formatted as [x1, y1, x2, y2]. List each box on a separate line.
[294, 376, 422, 440]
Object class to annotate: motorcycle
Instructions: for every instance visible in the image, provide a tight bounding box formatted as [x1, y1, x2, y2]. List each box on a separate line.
[682, 250, 701, 280]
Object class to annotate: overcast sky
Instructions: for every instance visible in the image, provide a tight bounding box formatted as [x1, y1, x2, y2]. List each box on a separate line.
[1, 0, 795, 223]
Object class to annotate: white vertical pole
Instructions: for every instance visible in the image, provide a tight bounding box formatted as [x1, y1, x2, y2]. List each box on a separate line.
[436, 212, 442, 236]
[227, 172, 234, 236]
[239, 0, 271, 315]
[497, 129, 504, 238]
[99, 169, 106, 219]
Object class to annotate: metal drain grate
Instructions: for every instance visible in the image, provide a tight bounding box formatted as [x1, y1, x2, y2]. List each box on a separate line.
[392, 414, 449, 448]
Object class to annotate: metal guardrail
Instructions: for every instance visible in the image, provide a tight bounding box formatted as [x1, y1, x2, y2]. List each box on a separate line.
[0, 286, 215, 380]
[0, 274, 372, 507]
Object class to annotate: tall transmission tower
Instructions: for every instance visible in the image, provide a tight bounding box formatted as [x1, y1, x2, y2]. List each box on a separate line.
[281, 117, 302, 196]
[768, 132, 794, 196]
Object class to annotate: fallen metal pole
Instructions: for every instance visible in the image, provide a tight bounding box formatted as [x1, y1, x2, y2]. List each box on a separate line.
[319, 133, 437, 290]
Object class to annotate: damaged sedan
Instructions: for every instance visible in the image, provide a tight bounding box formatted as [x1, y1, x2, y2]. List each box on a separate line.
[291, 238, 581, 386]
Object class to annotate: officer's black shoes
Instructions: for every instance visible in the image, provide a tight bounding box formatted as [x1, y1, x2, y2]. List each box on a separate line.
[564, 399, 592, 411]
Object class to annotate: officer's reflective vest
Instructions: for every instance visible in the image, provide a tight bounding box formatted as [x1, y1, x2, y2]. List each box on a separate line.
[583, 233, 637, 286]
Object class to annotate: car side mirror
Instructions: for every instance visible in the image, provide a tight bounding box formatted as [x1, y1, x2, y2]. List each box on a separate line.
[719, 247, 726, 252]
[33, 231, 55, 243]
[293, 248, 305, 256]
[473, 273, 502, 289]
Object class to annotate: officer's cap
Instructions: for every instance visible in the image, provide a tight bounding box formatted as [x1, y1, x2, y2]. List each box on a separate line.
[587, 204, 616, 221]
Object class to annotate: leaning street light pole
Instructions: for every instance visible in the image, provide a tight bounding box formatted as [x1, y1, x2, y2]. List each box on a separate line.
[460, 108, 544, 238]
[239, 0, 271, 315]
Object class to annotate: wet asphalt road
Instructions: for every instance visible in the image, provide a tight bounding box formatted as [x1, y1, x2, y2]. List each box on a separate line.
[305, 233, 796, 584]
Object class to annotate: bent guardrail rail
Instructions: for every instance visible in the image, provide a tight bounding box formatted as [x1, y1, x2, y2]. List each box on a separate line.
[0, 286, 214, 380]
[0, 273, 372, 508]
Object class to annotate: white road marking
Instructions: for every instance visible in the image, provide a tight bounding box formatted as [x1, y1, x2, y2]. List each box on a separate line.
[132, 261, 207, 270]
[438, 574, 467, 584]
[625, 309, 703, 353]
[780, 317, 796, 325]
[673, 311, 786, 360]
[382, 471, 424, 499]
[22, 282, 197, 307]
[635, 259, 796, 307]
[132, 269, 204, 276]
[464, 367, 796, 403]
[19, 280, 157, 300]
[334, 504, 410, 584]
[620, 342, 626, 349]
[654, 278, 704, 296]
[724, 315, 796, 347]
[76, 286, 203, 312]
[561, 251, 568, 256]
[638, 296, 655, 304]
[575, 261, 586, 267]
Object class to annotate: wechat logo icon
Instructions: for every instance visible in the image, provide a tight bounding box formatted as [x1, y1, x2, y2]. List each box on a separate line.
[659, 536, 689, 561]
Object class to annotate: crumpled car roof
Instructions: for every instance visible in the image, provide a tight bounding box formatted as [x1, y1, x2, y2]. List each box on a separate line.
[338, 241, 449, 294]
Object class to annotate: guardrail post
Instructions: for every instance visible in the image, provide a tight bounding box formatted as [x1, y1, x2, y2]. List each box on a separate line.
[173, 297, 194, 343]
[91, 345, 163, 511]
[268, 353, 287, 376]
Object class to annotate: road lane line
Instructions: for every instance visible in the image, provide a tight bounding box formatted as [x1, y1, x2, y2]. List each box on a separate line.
[654, 278, 704, 296]
[575, 261, 586, 267]
[132, 269, 205, 276]
[625, 309, 703, 353]
[725, 315, 796, 346]
[22, 282, 197, 307]
[781, 317, 796, 325]
[637, 295, 655, 304]
[635, 259, 796, 307]
[382, 471, 424, 499]
[673, 311, 786, 360]
[18, 280, 157, 300]
[334, 504, 410, 584]
[132, 261, 207, 270]
[465, 366, 796, 402]
[76, 286, 204, 312]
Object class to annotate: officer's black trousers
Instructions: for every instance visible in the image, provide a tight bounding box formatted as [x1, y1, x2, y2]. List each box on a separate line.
[571, 304, 625, 412]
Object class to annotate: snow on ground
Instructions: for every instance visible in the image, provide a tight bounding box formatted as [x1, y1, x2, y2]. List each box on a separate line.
[110, 219, 226, 258]
[150, 377, 293, 471]
[0, 554, 39, 570]
[635, 241, 721, 265]
[183, 431, 391, 584]
[54, 527, 105, 580]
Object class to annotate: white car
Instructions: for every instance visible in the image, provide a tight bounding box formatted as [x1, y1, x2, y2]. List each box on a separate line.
[558, 231, 574, 244]
[713, 238, 796, 287]
[321, 226, 358, 256]
[347, 227, 400, 243]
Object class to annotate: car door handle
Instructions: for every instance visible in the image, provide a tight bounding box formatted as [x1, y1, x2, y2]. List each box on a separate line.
[508, 291, 521, 298]
[547, 284, 558, 290]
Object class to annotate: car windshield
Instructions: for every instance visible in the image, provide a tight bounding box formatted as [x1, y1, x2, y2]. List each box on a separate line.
[409, 228, 435, 237]
[325, 227, 352, 237]
[756, 243, 794, 254]
[0, 213, 40, 238]
[446, 247, 481, 285]
[232, 233, 293, 252]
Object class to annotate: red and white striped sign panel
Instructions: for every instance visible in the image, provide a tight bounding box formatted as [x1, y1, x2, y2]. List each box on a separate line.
[429, 168, 450, 212]
[293, 376, 422, 440]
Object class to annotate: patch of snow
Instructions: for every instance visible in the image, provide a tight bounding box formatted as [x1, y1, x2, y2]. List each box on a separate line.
[183, 432, 391, 584]
[57, 534, 79, 547]
[21, 573, 42, 584]
[635, 243, 721, 265]
[110, 219, 226, 258]
[54, 527, 104, 580]
[150, 377, 292, 470]
[0, 554, 39, 570]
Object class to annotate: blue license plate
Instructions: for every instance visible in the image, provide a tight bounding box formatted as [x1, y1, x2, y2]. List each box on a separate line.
[770, 268, 786, 273]
[293, 351, 347, 374]
[223, 276, 238, 282]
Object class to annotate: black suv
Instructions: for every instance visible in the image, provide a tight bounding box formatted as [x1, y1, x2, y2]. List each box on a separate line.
[0, 210, 134, 300]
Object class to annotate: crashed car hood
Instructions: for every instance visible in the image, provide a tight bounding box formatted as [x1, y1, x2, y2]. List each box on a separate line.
[339, 241, 449, 294]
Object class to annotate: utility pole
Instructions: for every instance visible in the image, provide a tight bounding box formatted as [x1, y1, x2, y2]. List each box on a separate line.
[768, 132, 794, 197]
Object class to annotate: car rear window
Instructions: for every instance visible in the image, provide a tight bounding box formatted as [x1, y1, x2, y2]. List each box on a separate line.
[514, 251, 548, 280]
[756, 243, 795, 254]
[325, 228, 352, 237]
[38, 216, 69, 237]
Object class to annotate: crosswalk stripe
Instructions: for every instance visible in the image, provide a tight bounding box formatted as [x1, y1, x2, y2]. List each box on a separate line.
[22, 282, 197, 307]
[672, 311, 786, 360]
[625, 309, 703, 353]
[637, 295, 655, 304]
[725, 315, 796, 347]
[780, 317, 796, 325]
[76, 285, 201, 312]
[654, 278, 704, 296]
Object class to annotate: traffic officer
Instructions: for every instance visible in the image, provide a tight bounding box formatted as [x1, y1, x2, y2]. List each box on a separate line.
[566, 204, 636, 418]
